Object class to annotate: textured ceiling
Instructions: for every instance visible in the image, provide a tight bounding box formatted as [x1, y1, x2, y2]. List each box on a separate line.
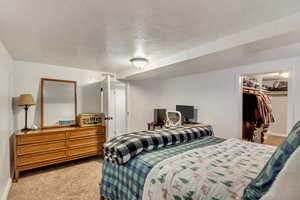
[124, 30, 300, 80]
[1, 0, 300, 73]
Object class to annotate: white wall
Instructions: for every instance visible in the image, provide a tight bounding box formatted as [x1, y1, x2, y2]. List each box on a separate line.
[159, 69, 240, 139]
[127, 80, 163, 131]
[129, 68, 241, 138]
[0, 41, 14, 200]
[128, 57, 299, 139]
[269, 96, 288, 136]
[13, 61, 106, 130]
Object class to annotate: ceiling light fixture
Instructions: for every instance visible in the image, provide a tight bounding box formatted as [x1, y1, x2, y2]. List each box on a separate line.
[130, 57, 149, 69]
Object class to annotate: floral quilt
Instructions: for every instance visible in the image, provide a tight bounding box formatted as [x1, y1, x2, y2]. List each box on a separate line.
[142, 139, 275, 200]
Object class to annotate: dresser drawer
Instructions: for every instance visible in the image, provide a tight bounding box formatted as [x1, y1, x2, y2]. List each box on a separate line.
[69, 136, 105, 148]
[17, 131, 66, 145]
[69, 145, 102, 156]
[97, 126, 105, 133]
[68, 128, 103, 138]
[17, 141, 67, 155]
[17, 150, 67, 166]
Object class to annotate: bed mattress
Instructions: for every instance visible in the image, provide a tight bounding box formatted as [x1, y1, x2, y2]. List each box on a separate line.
[100, 136, 225, 200]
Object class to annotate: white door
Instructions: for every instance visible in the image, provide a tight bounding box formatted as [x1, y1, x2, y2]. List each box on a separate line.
[100, 76, 112, 140]
[109, 82, 128, 137]
[113, 84, 127, 136]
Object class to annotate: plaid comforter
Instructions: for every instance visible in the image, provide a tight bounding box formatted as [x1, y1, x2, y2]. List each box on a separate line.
[101, 136, 225, 200]
[103, 125, 213, 164]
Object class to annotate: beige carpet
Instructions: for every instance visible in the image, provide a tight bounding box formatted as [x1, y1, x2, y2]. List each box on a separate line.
[8, 156, 103, 200]
[264, 135, 286, 146]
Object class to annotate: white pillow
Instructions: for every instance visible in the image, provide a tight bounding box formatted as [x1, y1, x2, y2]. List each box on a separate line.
[261, 147, 300, 200]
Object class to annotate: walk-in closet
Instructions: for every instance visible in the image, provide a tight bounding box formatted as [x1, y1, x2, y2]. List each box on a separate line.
[241, 71, 288, 146]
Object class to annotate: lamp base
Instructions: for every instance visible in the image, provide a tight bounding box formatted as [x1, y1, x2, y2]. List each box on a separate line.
[21, 128, 32, 132]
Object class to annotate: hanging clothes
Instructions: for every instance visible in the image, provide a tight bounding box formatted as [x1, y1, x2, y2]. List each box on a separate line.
[242, 88, 274, 143]
[243, 93, 259, 123]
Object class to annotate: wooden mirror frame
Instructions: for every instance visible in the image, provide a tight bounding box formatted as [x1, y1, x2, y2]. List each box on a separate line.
[41, 78, 77, 129]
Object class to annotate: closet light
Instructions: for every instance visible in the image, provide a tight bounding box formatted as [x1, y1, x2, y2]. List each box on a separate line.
[280, 72, 289, 78]
[130, 57, 149, 69]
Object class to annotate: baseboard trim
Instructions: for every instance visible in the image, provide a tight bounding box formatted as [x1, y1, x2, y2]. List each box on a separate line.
[0, 178, 12, 200]
[269, 132, 287, 137]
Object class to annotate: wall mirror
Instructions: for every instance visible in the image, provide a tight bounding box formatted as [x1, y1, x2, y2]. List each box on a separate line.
[41, 78, 77, 128]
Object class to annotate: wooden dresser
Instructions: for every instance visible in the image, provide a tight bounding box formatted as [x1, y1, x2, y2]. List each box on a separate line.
[14, 126, 105, 182]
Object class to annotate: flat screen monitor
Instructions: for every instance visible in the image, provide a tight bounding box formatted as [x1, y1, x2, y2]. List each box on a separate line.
[176, 105, 194, 122]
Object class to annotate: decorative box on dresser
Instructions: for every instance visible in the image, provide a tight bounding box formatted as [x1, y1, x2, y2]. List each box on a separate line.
[14, 126, 106, 182]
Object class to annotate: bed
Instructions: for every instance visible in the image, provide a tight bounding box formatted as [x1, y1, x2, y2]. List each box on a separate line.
[100, 123, 300, 200]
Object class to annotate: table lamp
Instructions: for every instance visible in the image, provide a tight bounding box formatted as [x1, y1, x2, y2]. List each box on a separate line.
[17, 94, 36, 131]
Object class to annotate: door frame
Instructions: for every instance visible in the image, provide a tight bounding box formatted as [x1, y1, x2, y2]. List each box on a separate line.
[236, 65, 296, 139]
[103, 79, 129, 139]
[100, 75, 111, 140]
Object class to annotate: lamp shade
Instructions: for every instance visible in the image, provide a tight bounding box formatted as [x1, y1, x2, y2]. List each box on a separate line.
[17, 94, 36, 106]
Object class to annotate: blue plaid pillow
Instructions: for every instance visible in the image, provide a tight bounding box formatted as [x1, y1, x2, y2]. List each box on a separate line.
[243, 120, 300, 200]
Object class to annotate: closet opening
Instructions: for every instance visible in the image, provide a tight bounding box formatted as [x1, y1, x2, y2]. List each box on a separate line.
[241, 71, 288, 146]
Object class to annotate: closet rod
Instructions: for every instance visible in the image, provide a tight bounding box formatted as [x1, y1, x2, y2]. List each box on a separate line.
[243, 86, 269, 93]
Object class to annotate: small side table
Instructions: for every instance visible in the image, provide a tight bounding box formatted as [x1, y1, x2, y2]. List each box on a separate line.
[183, 123, 208, 127]
[147, 122, 164, 130]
